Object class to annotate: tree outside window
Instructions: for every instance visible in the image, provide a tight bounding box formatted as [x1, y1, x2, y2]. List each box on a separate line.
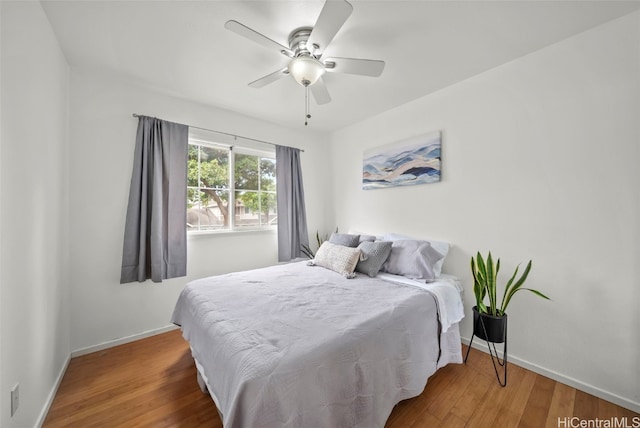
[187, 141, 276, 232]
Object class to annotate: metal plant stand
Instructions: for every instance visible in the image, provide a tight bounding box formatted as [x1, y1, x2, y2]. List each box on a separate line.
[464, 312, 508, 387]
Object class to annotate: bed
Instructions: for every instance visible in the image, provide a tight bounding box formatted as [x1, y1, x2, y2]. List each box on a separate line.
[171, 237, 464, 428]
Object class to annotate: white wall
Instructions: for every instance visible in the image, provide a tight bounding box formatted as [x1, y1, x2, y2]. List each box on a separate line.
[3, 2, 637, 423]
[1, 4, 4, 423]
[68, 70, 331, 352]
[0, 2, 71, 427]
[329, 11, 640, 411]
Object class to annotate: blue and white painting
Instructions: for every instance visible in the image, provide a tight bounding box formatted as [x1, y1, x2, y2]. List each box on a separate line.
[363, 131, 441, 190]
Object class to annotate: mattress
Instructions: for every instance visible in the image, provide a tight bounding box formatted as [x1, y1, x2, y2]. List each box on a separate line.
[172, 261, 463, 428]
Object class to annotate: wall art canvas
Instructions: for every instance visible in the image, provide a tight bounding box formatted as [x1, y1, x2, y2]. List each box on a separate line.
[362, 131, 441, 190]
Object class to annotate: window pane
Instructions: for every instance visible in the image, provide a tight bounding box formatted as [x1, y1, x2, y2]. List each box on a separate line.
[235, 190, 277, 228]
[260, 158, 276, 191]
[234, 190, 259, 228]
[192, 189, 230, 230]
[234, 153, 259, 190]
[199, 146, 229, 190]
[187, 143, 231, 231]
[187, 146, 199, 187]
[187, 188, 200, 231]
[262, 191, 277, 226]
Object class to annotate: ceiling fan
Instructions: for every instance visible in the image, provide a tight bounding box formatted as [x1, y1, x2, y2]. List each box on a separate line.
[225, 0, 385, 125]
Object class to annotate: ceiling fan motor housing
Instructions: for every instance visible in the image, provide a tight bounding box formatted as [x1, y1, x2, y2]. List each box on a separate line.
[288, 27, 317, 57]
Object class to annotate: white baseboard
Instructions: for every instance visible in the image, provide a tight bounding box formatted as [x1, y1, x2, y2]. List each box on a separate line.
[71, 324, 179, 358]
[461, 336, 640, 414]
[35, 354, 70, 428]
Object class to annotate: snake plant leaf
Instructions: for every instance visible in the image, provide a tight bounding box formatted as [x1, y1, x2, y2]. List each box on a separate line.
[486, 253, 498, 316]
[476, 253, 488, 296]
[520, 288, 550, 300]
[300, 243, 315, 259]
[471, 257, 487, 310]
[500, 264, 519, 312]
[501, 287, 550, 313]
[501, 260, 533, 312]
[510, 260, 532, 291]
[476, 252, 486, 276]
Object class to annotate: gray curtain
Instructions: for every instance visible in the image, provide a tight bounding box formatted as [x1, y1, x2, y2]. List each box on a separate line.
[276, 145, 309, 262]
[120, 116, 188, 283]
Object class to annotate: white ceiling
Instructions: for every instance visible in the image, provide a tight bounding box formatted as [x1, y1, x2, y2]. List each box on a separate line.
[41, 1, 640, 132]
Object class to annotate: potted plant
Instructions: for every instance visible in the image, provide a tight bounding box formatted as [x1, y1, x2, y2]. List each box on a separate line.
[467, 251, 550, 385]
[301, 227, 338, 259]
[471, 251, 549, 336]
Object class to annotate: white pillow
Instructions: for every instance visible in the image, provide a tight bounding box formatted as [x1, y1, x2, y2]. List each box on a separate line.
[383, 233, 450, 277]
[309, 241, 361, 278]
[380, 239, 443, 282]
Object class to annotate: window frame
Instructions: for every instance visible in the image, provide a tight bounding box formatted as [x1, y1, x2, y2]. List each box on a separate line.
[187, 136, 277, 235]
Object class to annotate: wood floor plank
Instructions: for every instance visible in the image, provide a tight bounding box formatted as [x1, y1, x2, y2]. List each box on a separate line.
[491, 369, 537, 427]
[449, 363, 493, 422]
[43, 331, 639, 428]
[408, 409, 442, 428]
[574, 389, 600, 420]
[436, 412, 467, 428]
[545, 382, 576, 428]
[426, 364, 472, 420]
[465, 364, 528, 428]
[519, 374, 556, 428]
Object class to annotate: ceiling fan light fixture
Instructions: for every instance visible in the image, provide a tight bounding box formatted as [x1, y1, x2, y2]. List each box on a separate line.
[288, 56, 325, 87]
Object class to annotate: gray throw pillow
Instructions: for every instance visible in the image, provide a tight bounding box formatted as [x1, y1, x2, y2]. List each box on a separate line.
[356, 241, 393, 277]
[381, 240, 444, 282]
[328, 233, 360, 248]
[358, 234, 377, 244]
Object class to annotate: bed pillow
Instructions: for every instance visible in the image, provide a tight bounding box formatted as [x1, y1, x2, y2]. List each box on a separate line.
[358, 234, 377, 244]
[356, 241, 393, 277]
[310, 241, 361, 278]
[346, 229, 379, 244]
[328, 233, 360, 248]
[380, 239, 444, 282]
[383, 233, 450, 277]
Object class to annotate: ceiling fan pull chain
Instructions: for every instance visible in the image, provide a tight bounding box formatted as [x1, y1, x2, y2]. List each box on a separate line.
[305, 85, 311, 126]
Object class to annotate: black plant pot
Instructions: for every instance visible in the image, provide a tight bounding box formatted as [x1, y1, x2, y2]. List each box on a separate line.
[472, 306, 507, 344]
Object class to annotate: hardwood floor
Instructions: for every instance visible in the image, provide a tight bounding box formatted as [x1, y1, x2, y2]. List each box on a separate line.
[44, 330, 638, 427]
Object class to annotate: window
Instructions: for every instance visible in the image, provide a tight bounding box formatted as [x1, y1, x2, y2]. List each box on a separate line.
[187, 137, 276, 232]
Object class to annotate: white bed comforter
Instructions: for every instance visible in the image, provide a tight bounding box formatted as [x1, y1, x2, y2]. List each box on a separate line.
[171, 261, 463, 428]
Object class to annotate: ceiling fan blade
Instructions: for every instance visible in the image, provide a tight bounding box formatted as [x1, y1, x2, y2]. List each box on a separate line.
[306, 0, 353, 56]
[310, 78, 332, 105]
[225, 20, 293, 57]
[248, 67, 289, 88]
[323, 57, 385, 77]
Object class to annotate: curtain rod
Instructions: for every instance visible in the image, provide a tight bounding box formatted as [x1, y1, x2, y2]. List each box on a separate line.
[132, 114, 304, 152]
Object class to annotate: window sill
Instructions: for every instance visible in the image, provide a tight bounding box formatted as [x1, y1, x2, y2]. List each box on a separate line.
[187, 228, 277, 238]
